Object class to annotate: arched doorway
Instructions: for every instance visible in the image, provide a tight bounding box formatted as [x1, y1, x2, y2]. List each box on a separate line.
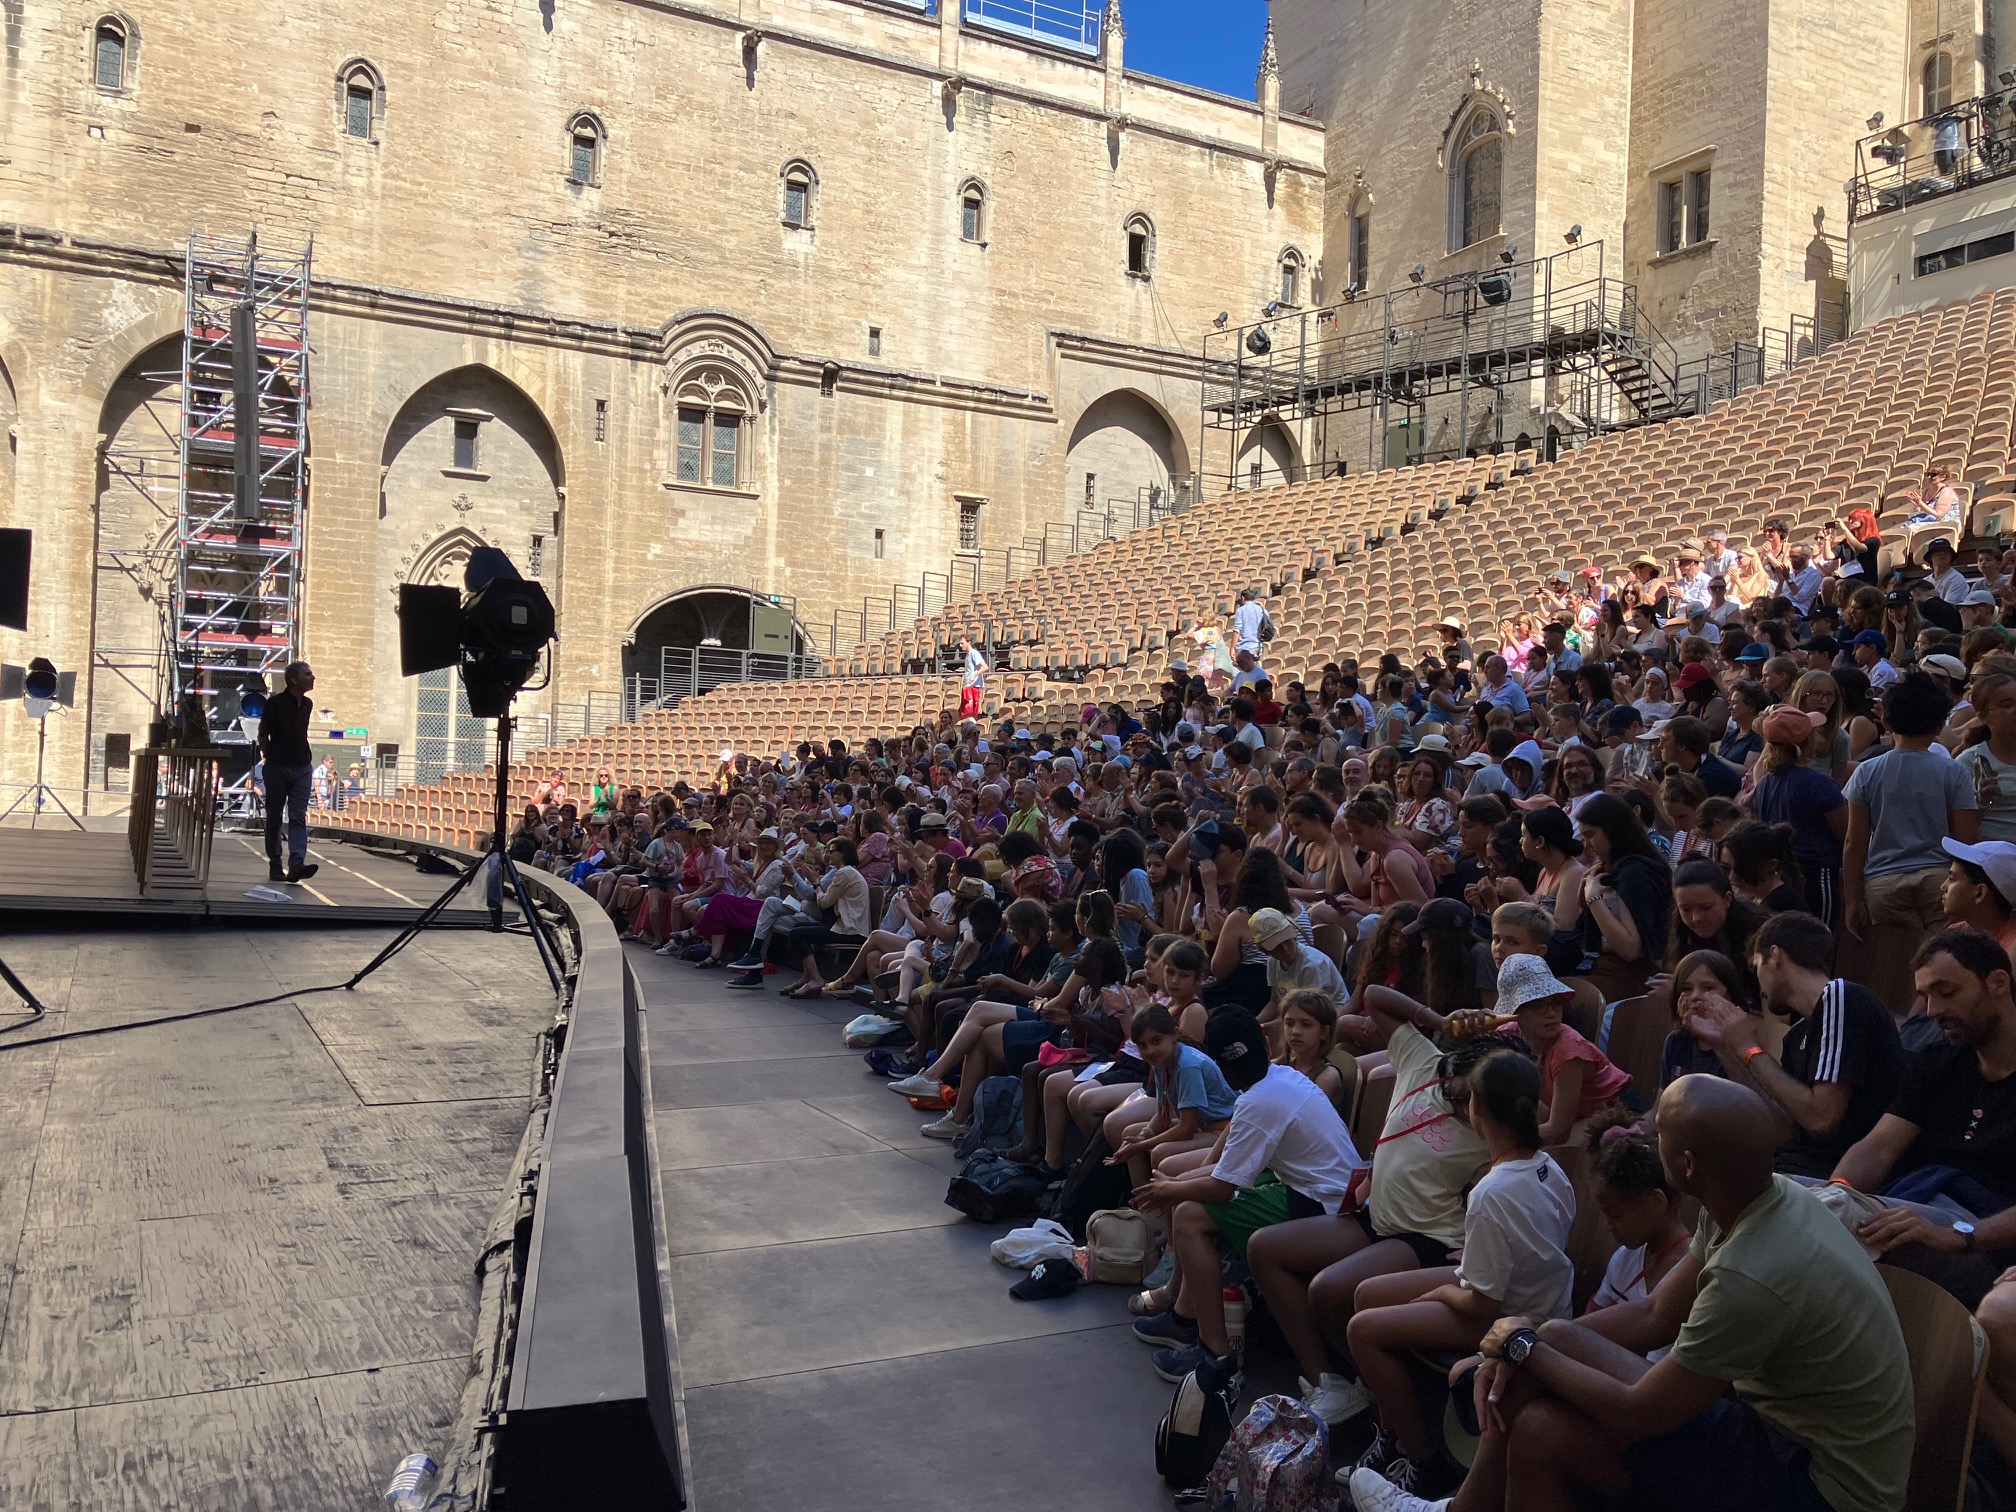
[376, 365, 564, 763]
[90, 337, 183, 785]
[625, 586, 808, 705]
[1064, 390, 1180, 519]
[1234, 418, 1301, 489]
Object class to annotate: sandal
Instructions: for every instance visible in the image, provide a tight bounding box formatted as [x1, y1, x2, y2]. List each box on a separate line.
[1128, 1285, 1173, 1317]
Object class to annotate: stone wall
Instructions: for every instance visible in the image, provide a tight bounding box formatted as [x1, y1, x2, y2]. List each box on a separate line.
[0, 0, 1321, 793]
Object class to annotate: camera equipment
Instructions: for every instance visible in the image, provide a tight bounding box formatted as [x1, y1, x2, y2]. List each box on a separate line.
[357, 546, 565, 997]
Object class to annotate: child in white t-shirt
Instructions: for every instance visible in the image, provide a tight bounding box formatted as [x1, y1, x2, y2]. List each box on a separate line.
[1344, 1046, 1577, 1498]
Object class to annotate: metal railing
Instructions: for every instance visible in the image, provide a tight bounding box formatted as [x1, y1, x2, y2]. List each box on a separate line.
[623, 646, 821, 720]
[962, 0, 1102, 53]
[1850, 90, 2016, 222]
[127, 745, 223, 896]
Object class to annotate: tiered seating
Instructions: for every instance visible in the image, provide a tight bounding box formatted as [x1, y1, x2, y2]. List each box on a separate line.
[334, 676, 960, 844]
[341, 289, 2016, 839]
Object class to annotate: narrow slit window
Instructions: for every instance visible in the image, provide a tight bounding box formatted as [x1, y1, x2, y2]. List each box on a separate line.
[1127, 229, 1150, 276]
[962, 190, 985, 243]
[94, 24, 125, 90]
[958, 499, 982, 550]
[594, 398, 608, 442]
[867, 326, 882, 357]
[346, 83, 373, 139]
[452, 418, 479, 472]
[783, 176, 809, 228]
[873, 528, 885, 559]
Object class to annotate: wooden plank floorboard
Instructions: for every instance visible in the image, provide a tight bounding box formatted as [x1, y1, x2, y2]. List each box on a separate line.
[0, 924, 551, 1508]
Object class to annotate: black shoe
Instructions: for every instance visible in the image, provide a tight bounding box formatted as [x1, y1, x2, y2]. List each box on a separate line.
[287, 862, 319, 883]
[723, 970, 765, 989]
[268, 865, 286, 883]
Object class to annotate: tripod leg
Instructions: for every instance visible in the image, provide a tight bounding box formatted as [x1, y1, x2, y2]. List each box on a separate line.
[499, 853, 568, 998]
[39, 784, 86, 831]
[342, 851, 484, 990]
[0, 953, 46, 1018]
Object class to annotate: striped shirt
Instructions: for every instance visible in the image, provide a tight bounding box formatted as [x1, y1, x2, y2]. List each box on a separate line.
[1773, 978, 1905, 1179]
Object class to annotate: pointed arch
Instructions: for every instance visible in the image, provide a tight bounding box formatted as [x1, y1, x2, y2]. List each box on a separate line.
[404, 524, 492, 591]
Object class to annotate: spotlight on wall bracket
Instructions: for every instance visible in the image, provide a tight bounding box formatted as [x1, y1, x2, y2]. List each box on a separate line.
[1564, 224, 1582, 246]
[1408, 265, 1426, 284]
[2002, 70, 2016, 86]
[1499, 244, 1519, 265]
[1213, 311, 1229, 329]
[1263, 300, 1282, 318]
[1866, 110, 1885, 130]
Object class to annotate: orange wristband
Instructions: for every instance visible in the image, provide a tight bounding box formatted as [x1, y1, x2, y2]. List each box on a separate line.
[1743, 1045, 1769, 1063]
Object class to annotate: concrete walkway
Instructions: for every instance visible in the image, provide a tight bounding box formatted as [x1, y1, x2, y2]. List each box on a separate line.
[634, 949, 1180, 1512]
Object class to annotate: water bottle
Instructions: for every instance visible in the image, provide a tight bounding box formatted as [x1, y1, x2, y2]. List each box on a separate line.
[383, 1453, 436, 1512]
[1222, 1285, 1247, 1352]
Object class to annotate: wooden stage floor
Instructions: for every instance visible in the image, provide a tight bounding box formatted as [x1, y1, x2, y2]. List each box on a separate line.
[0, 821, 509, 924]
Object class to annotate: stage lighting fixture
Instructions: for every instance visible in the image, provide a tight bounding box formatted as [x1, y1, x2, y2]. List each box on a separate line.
[1499, 244, 1519, 265]
[237, 679, 269, 742]
[398, 546, 555, 719]
[1408, 265, 1426, 284]
[1866, 111, 1885, 130]
[1213, 311, 1230, 328]
[0, 656, 81, 830]
[1263, 300, 1282, 318]
[2002, 70, 2015, 86]
[1564, 224, 1582, 245]
[1245, 326, 1273, 356]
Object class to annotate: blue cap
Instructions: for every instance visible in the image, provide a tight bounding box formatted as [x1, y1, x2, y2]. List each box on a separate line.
[1852, 629, 1889, 651]
[1734, 642, 1771, 662]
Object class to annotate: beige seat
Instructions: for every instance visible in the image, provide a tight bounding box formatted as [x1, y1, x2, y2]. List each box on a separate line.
[1879, 1264, 1986, 1512]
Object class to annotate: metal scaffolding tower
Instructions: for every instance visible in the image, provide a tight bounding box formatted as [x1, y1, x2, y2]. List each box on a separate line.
[173, 229, 313, 735]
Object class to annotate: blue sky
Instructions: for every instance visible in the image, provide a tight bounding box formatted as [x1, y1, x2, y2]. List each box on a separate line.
[1122, 0, 1270, 100]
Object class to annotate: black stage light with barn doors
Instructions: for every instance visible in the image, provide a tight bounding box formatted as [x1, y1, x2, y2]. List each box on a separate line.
[363, 546, 565, 995]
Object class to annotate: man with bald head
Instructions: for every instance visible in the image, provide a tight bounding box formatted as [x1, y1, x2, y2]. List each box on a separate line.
[1348, 1076, 1913, 1512]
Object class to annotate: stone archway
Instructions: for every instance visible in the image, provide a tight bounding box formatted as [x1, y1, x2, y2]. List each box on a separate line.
[1063, 389, 1179, 518]
[374, 365, 564, 757]
[1234, 418, 1302, 489]
[88, 336, 183, 780]
[624, 584, 809, 700]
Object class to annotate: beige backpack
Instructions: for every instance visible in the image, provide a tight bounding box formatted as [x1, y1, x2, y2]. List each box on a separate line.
[1085, 1207, 1159, 1284]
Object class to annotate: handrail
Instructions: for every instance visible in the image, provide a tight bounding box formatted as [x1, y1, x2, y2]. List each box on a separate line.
[127, 745, 224, 896]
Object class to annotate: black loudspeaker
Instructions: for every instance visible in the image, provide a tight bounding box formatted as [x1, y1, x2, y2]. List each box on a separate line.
[398, 582, 463, 677]
[231, 301, 261, 521]
[0, 528, 28, 631]
[1478, 271, 1514, 307]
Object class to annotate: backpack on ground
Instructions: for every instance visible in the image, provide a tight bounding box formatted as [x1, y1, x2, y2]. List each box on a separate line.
[951, 1073, 1021, 1158]
[1203, 1394, 1331, 1512]
[1085, 1207, 1159, 1285]
[1048, 1125, 1135, 1239]
[945, 1151, 1047, 1224]
[1156, 1367, 1240, 1493]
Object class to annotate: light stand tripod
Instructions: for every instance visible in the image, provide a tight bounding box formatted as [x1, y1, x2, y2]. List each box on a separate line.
[0, 714, 84, 830]
[342, 714, 567, 998]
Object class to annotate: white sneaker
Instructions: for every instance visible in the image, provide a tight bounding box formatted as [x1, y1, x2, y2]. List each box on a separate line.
[1301, 1372, 1374, 1427]
[919, 1113, 969, 1140]
[888, 1072, 942, 1098]
[1345, 1466, 1449, 1512]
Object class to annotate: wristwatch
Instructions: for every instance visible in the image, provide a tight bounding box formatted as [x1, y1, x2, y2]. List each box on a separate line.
[1503, 1327, 1540, 1366]
[1955, 1220, 1978, 1253]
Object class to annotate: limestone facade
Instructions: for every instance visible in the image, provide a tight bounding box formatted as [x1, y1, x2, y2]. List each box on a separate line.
[0, 0, 1322, 794]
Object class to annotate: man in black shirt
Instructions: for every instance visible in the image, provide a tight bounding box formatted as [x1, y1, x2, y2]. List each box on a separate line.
[1686, 910, 1903, 1176]
[1831, 928, 2016, 1304]
[256, 661, 320, 884]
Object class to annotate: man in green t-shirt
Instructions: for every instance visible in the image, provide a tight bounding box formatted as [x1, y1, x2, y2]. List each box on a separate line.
[1347, 1075, 1914, 1512]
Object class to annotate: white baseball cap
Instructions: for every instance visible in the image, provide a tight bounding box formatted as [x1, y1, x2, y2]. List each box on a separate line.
[1946, 837, 2016, 907]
